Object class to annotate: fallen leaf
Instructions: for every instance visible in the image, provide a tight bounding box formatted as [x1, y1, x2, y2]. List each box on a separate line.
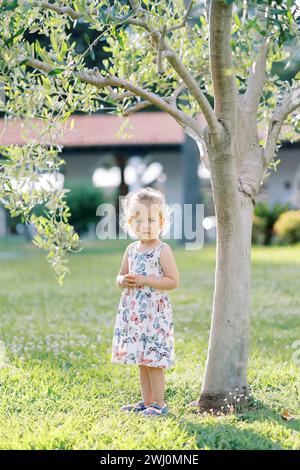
[281, 409, 295, 421]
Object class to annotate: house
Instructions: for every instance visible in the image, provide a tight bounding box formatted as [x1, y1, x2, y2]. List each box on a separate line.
[0, 112, 299, 242]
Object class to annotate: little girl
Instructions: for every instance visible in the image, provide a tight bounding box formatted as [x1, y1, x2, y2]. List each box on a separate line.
[111, 187, 179, 417]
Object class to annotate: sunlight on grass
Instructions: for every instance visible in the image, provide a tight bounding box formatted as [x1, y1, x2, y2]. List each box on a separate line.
[0, 239, 299, 449]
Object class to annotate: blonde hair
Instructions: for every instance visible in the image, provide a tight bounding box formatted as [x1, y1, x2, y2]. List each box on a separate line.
[119, 187, 172, 239]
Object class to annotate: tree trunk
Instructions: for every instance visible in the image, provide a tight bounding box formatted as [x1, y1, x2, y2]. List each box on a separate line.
[115, 152, 129, 236]
[196, 129, 256, 410]
[199, 199, 254, 409]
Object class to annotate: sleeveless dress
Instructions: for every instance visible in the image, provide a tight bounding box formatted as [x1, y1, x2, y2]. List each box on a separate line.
[111, 240, 175, 369]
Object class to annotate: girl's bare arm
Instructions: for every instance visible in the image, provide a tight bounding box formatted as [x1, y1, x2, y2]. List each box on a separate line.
[115, 244, 136, 288]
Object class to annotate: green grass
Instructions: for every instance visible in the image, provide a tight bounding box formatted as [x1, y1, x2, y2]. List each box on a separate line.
[0, 237, 299, 450]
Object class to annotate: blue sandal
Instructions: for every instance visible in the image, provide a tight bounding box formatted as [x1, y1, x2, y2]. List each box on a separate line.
[141, 402, 169, 417]
[120, 400, 147, 412]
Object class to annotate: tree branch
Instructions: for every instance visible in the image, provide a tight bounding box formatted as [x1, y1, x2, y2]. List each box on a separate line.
[21, 56, 203, 139]
[123, 80, 192, 115]
[205, 0, 211, 24]
[128, 1, 221, 140]
[23, 1, 84, 19]
[157, 25, 166, 76]
[244, 5, 272, 115]
[209, 0, 238, 130]
[21, 0, 140, 24]
[20, 0, 219, 140]
[264, 87, 300, 165]
[123, 100, 154, 115]
[170, 81, 189, 108]
[243, 37, 271, 114]
[166, 0, 194, 33]
[106, 87, 135, 101]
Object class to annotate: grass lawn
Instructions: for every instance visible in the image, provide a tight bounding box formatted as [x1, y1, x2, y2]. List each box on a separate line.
[0, 236, 299, 450]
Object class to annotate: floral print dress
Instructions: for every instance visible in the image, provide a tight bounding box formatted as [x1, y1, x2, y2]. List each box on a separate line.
[111, 240, 175, 369]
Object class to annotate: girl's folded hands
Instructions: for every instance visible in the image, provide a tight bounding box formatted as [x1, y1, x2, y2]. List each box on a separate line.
[117, 274, 148, 288]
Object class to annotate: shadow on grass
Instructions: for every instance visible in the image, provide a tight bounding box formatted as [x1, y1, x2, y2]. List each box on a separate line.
[177, 419, 284, 450]
[172, 398, 299, 450]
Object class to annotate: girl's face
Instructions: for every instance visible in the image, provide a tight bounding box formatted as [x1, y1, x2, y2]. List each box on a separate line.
[129, 202, 163, 240]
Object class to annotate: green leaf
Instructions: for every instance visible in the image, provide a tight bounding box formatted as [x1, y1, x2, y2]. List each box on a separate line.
[84, 33, 90, 45]
[0, 0, 18, 12]
[48, 68, 65, 76]
[17, 59, 28, 67]
[90, 49, 95, 61]
[233, 13, 241, 28]
[4, 28, 25, 46]
[115, 30, 125, 49]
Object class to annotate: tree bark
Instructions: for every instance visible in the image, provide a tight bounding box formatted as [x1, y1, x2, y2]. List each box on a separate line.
[195, 103, 263, 410]
[198, 191, 254, 409]
[115, 153, 129, 236]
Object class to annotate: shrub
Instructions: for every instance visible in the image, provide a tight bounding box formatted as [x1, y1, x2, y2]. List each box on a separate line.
[63, 178, 106, 235]
[252, 214, 266, 245]
[273, 210, 300, 245]
[252, 201, 291, 245]
[31, 178, 106, 236]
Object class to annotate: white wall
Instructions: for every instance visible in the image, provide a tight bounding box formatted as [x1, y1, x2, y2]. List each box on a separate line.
[258, 146, 300, 208]
[144, 151, 183, 205]
[62, 152, 104, 179]
[62, 149, 183, 205]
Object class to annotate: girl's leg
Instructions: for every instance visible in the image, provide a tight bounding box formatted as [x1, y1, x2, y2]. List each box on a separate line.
[138, 365, 153, 406]
[146, 366, 166, 407]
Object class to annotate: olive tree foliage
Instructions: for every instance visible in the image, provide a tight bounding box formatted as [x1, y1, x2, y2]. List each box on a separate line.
[0, 0, 299, 287]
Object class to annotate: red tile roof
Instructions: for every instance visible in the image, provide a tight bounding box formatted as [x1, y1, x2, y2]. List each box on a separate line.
[0, 112, 186, 147]
[0, 111, 295, 148]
